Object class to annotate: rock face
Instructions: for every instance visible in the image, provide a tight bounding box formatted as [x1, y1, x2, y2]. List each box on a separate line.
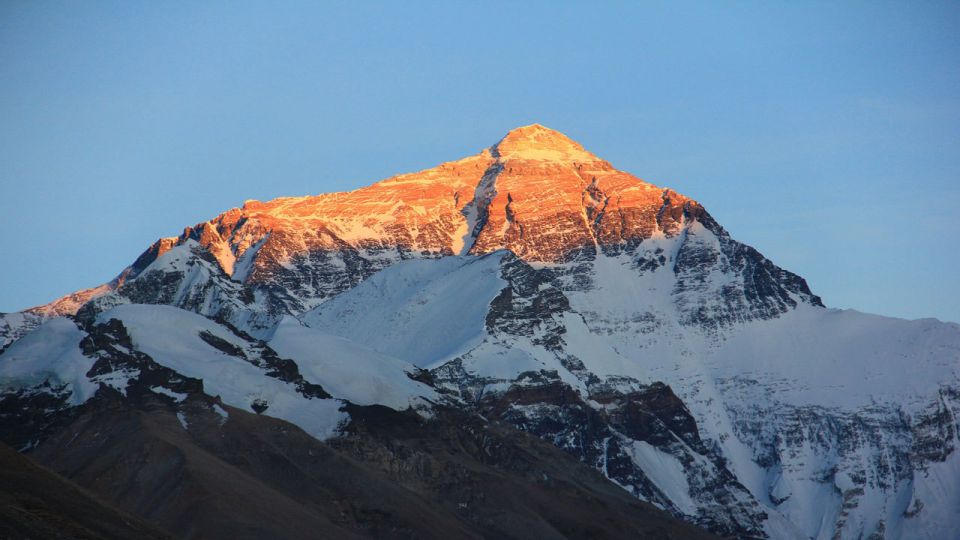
[2, 125, 958, 539]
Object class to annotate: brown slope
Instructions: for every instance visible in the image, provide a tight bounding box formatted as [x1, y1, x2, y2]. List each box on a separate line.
[29, 398, 467, 540]
[0, 440, 172, 540]
[27, 393, 716, 540]
[333, 403, 720, 540]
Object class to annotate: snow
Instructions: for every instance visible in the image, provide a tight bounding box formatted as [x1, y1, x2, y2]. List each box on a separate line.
[0, 311, 43, 348]
[205, 227, 237, 276]
[268, 317, 437, 409]
[454, 343, 547, 379]
[901, 445, 960, 539]
[212, 403, 229, 424]
[98, 304, 348, 440]
[93, 370, 135, 396]
[457, 165, 499, 255]
[546, 251, 960, 412]
[301, 253, 507, 367]
[231, 234, 268, 282]
[0, 318, 97, 405]
[139, 240, 199, 275]
[495, 124, 600, 162]
[453, 204, 473, 256]
[628, 440, 697, 515]
[542, 252, 960, 538]
[150, 386, 187, 402]
[705, 306, 960, 410]
[176, 411, 189, 430]
[762, 511, 810, 540]
[0, 312, 37, 330]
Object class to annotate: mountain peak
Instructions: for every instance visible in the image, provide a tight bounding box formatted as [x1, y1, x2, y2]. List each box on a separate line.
[492, 124, 601, 162]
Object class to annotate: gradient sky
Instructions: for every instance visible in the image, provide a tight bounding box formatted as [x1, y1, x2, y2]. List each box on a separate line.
[2, 1, 958, 322]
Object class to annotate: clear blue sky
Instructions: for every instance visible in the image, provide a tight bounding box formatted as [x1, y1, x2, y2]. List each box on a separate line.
[2, 1, 958, 322]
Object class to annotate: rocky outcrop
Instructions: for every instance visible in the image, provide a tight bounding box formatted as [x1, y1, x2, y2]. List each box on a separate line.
[433, 357, 769, 537]
[0, 311, 44, 351]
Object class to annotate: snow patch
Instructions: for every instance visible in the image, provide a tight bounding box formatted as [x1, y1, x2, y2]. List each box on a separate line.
[212, 403, 229, 424]
[302, 254, 507, 367]
[628, 440, 697, 515]
[0, 318, 97, 405]
[150, 386, 187, 402]
[269, 317, 437, 409]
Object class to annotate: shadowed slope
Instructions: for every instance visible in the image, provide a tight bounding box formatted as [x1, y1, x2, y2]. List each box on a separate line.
[0, 441, 172, 540]
[26, 392, 717, 540]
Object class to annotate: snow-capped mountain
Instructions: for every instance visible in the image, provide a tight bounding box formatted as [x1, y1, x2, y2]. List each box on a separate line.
[2, 125, 957, 539]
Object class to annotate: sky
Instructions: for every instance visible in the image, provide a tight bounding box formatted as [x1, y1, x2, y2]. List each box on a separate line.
[1, 1, 958, 322]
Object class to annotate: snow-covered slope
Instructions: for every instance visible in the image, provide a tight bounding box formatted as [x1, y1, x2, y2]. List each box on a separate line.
[77, 240, 278, 337]
[1, 306, 352, 441]
[299, 243, 960, 538]
[1, 124, 956, 539]
[98, 305, 349, 440]
[301, 253, 508, 367]
[268, 316, 438, 409]
[0, 312, 44, 352]
[539, 255, 959, 539]
[0, 318, 97, 406]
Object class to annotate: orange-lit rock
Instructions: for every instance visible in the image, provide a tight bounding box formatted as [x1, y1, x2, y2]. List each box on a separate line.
[190, 124, 697, 268]
[37, 124, 706, 313]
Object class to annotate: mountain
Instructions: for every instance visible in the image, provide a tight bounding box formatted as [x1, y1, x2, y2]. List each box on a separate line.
[0, 440, 171, 539]
[1, 124, 958, 539]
